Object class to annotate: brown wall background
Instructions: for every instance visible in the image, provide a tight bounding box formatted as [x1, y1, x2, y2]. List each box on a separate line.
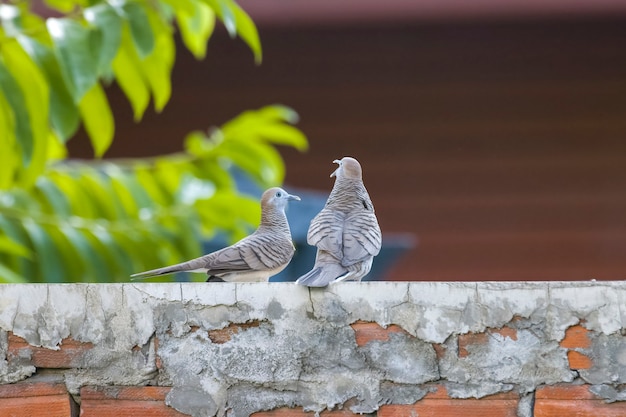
[68, 16, 626, 282]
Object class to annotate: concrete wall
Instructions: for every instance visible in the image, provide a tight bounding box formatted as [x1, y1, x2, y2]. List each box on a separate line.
[1, 282, 626, 416]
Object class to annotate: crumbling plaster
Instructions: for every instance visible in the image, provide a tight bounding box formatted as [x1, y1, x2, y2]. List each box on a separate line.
[1, 281, 625, 416]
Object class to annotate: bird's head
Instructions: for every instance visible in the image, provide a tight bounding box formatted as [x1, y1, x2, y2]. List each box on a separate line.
[330, 157, 362, 180]
[261, 187, 301, 211]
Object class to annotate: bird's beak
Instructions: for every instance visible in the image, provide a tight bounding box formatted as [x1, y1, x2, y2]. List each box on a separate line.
[288, 194, 301, 201]
[330, 159, 341, 178]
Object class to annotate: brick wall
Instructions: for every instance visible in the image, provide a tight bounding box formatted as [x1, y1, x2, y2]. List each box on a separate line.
[1, 282, 626, 417]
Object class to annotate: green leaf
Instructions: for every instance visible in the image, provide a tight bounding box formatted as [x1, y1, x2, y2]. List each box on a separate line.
[116, 228, 164, 274]
[119, 2, 155, 58]
[203, 0, 260, 62]
[78, 82, 114, 157]
[60, 224, 109, 282]
[195, 192, 259, 241]
[153, 158, 184, 195]
[228, 0, 261, 64]
[44, 223, 84, 280]
[135, 165, 171, 205]
[176, 0, 215, 59]
[77, 172, 123, 219]
[219, 138, 284, 186]
[0, 55, 34, 165]
[161, 0, 195, 15]
[112, 28, 150, 121]
[0, 38, 49, 185]
[205, 0, 236, 38]
[43, 0, 83, 14]
[0, 4, 48, 41]
[84, 3, 123, 77]
[194, 158, 234, 189]
[176, 174, 216, 205]
[46, 132, 68, 161]
[259, 124, 309, 150]
[226, 122, 308, 151]
[184, 130, 217, 156]
[47, 17, 99, 103]
[107, 173, 140, 217]
[18, 36, 80, 142]
[0, 5, 24, 38]
[166, 212, 202, 259]
[255, 104, 300, 124]
[22, 219, 65, 282]
[0, 215, 36, 278]
[0, 263, 27, 283]
[141, 9, 174, 112]
[0, 90, 17, 190]
[89, 226, 135, 281]
[34, 176, 72, 216]
[0, 235, 32, 258]
[219, 105, 308, 151]
[104, 165, 153, 213]
[47, 171, 98, 218]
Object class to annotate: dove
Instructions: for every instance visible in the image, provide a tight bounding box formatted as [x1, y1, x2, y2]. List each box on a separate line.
[296, 157, 382, 287]
[131, 187, 300, 282]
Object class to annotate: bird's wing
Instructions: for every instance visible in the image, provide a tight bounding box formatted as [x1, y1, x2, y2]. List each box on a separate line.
[306, 209, 345, 261]
[237, 233, 295, 271]
[341, 211, 382, 267]
[199, 243, 253, 273]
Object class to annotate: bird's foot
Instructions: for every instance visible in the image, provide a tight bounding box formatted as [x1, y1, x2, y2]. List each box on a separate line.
[206, 276, 225, 283]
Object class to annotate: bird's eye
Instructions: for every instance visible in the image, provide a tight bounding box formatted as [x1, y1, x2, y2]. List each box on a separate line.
[276, 191, 282, 197]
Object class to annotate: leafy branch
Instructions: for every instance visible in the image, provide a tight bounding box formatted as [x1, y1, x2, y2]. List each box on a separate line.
[0, 0, 262, 189]
[0, 105, 308, 283]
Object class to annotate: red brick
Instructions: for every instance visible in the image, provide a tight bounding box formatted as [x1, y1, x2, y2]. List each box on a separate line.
[350, 321, 408, 346]
[566, 351, 592, 369]
[559, 324, 592, 369]
[535, 384, 626, 417]
[458, 327, 517, 358]
[80, 386, 188, 417]
[433, 343, 447, 359]
[252, 407, 361, 417]
[208, 320, 263, 344]
[458, 333, 489, 358]
[560, 325, 591, 349]
[7, 332, 93, 368]
[379, 386, 518, 417]
[495, 327, 518, 341]
[535, 384, 598, 400]
[0, 381, 74, 417]
[81, 386, 172, 401]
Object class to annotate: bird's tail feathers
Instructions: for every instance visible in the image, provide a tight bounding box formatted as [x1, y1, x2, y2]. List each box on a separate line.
[130, 262, 192, 280]
[331, 271, 358, 283]
[295, 264, 347, 287]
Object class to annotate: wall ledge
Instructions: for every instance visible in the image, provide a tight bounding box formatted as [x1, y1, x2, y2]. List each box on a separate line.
[1, 281, 626, 416]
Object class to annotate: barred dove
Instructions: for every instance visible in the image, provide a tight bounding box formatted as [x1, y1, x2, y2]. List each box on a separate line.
[296, 157, 382, 287]
[131, 187, 300, 282]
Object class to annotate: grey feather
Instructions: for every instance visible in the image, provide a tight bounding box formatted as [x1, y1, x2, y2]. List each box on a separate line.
[296, 157, 382, 287]
[131, 187, 300, 282]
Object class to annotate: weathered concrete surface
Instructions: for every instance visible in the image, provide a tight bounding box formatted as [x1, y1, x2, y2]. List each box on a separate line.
[1, 281, 626, 416]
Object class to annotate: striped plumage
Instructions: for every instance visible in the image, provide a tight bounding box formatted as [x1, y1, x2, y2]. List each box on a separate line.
[131, 187, 300, 282]
[296, 157, 382, 287]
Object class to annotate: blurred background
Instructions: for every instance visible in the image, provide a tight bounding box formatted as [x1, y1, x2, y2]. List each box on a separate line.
[67, 0, 626, 282]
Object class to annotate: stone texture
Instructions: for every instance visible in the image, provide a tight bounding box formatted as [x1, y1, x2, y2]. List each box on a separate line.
[1, 282, 626, 416]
